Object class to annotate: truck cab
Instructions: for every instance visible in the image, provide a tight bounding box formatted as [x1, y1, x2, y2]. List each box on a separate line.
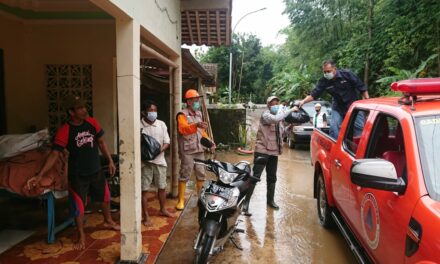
[311, 78, 440, 263]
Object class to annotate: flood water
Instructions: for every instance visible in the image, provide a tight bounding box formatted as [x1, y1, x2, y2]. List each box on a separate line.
[157, 146, 356, 264]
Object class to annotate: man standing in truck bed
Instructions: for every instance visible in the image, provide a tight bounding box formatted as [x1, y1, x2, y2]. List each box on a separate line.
[299, 59, 369, 138]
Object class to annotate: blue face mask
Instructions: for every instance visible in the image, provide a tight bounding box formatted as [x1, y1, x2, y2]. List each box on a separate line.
[270, 105, 280, 114]
[193, 101, 201, 111]
[146, 111, 157, 122]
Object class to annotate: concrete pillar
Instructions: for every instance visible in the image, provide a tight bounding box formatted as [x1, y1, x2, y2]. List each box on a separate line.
[116, 19, 145, 263]
[171, 58, 182, 197]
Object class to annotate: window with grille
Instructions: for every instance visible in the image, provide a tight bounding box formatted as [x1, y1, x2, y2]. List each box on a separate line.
[46, 64, 93, 135]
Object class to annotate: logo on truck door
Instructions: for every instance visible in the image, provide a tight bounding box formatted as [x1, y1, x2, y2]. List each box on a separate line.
[361, 193, 380, 249]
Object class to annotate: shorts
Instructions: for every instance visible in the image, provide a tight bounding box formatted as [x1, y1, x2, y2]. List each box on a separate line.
[141, 162, 168, 191]
[179, 152, 205, 182]
[69, 171, 110, 217]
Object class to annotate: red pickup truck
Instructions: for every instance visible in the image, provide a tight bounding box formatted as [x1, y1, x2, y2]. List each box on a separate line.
[311, 78, 440, 263]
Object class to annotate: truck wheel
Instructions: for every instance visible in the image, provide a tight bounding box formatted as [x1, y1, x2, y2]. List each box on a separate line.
[317, 174, 334, 228]
[288, 138, 295, 149]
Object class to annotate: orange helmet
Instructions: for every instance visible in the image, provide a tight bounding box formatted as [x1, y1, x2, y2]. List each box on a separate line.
[184, 89, 201, 100]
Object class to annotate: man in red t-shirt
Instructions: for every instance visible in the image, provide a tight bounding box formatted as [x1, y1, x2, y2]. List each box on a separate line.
[27, 95, 119, 250]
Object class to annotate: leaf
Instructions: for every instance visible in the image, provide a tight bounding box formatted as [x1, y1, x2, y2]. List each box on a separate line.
[414, 54, 438, 77]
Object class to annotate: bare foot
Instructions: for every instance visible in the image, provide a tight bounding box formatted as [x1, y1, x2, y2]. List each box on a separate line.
[142, 219, 153, 227]
[159, 209, 176, 218]
[73, 236, 86, 250]
[103, 221, 121, 231]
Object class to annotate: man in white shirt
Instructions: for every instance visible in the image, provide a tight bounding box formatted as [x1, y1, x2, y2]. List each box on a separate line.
[313, 103, 328, 128]
[141, 100, 175, 226]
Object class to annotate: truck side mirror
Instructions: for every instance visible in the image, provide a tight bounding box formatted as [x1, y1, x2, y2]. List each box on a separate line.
[350, 159, 406, 194]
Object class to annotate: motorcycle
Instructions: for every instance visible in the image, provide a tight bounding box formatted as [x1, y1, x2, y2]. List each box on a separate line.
[193, 155, 256, 264]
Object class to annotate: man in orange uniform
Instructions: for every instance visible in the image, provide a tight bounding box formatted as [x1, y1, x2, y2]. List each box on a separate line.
[175, 89, 215, 210]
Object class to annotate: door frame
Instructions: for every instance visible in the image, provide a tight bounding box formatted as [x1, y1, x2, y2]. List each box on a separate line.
[0, 49, 5, 135]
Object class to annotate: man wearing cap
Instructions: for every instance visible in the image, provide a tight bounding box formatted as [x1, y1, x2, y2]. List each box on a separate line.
[313, 103, 328, 128]
[26, 95, 119, 250]
[299, 59, 369, 138]
[242, 95, 294, 215]
[175, 89, 215, 210]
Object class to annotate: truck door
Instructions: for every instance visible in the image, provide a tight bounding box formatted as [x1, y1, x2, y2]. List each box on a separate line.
[352, 114, 414, 263]
[330, 108, 370, 223]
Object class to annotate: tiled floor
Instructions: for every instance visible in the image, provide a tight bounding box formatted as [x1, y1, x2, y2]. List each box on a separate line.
[0, 191, 190, 264]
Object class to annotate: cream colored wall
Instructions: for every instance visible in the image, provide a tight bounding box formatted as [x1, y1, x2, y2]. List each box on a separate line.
[93, 0, 181, 56]
[0, 17, 118, 152]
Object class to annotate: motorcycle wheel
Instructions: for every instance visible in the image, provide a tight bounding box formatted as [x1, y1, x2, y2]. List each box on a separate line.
[194, 233, 215, 264]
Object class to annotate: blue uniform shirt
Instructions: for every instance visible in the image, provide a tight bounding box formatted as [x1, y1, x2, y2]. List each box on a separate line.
[310, 69, 367, 115]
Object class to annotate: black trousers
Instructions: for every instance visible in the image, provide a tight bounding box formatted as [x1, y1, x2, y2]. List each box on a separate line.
[252, 152, 278, 184]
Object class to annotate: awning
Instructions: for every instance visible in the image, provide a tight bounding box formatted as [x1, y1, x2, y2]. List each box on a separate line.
[181, 0, 232, 46]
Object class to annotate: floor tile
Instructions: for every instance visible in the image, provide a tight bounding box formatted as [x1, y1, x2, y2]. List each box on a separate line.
[0, 191, 187, 263]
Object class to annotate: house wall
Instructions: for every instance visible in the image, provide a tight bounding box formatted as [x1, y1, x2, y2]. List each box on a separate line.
[95, 0, 181, 56]
[0, 17, 117, 152]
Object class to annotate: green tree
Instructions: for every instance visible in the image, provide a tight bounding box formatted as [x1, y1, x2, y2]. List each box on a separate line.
[268, 65, 316, 101]
[200, 33, 278, 103]
[281, 0, 440, 96]
[376, 54, 439, 95]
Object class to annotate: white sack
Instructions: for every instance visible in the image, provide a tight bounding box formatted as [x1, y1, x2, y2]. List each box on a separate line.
[0, 129, 50, 159]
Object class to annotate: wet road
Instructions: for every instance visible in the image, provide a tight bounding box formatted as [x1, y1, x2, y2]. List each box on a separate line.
[157, 146, 356, 264]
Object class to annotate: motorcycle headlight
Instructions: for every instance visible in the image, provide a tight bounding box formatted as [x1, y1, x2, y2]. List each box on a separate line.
[219, 187, 240, 210]
[201, 187, 240, 212]
[218, 168, 239, 184]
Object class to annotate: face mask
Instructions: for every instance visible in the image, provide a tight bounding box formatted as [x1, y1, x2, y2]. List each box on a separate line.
[324, 72, 334, 80]
[146, 111, 157, 122]
[193, 101, 201, 111]
[270, 105, 280, 114]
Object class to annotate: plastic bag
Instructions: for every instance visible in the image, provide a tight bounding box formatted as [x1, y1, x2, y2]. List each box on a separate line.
[284, 109, 310, 124]
[0, 129, 50, 159]
[140, 131, 161, 162]
[200, 137, 213, 148]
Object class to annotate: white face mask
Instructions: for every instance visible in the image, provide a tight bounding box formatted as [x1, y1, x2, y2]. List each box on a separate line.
[324, 72, 335, 80]
[146, 111, 157, 122]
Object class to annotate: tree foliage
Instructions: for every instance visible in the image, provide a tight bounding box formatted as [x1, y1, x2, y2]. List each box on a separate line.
[199, 33, 276, 103]
[200, 0, 440, 103]
[282, 0, 440, 97]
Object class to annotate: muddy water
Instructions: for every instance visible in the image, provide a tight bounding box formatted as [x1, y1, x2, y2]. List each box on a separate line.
[157, 147, 356, 264]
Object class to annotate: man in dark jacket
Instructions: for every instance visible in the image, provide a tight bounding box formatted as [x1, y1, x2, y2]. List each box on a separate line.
[299, 60, 369, 138]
